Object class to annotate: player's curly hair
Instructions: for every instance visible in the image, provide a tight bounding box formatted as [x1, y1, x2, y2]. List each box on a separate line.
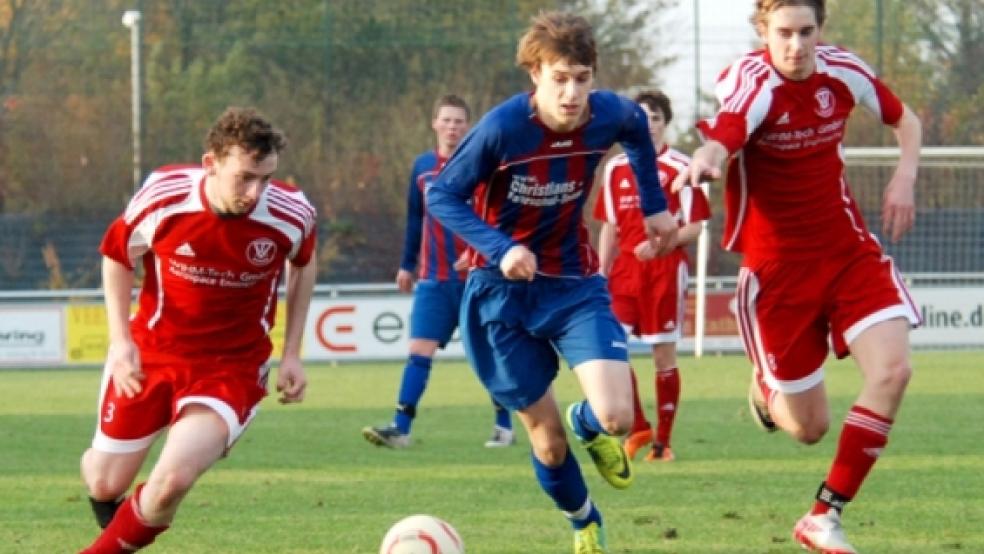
[204, 107, 287, 161]
[634, 90, 673, 124]
[516, 11, 597, 72]
[751, 0, 826, 30]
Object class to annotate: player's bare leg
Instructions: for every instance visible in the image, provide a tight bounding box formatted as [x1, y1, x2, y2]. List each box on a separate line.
[794, 318, 911, 554]
[572, 360, 633, 435]
[138, 405, 229, 525]
[766, 383, 831, 445]
[851, 318, 911, 418]
[80, 405, 229, 552]
[519, 387, 607, 553]
[565, 360, 634, 491]
[81, 447, 151, 528]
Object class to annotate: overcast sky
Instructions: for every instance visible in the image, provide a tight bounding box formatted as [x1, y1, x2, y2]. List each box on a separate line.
[657, 1, 760, 138]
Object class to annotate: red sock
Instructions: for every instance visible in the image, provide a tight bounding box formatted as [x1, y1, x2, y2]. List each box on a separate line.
[80, 483, 169, 554]
[812, 405, 892, 515]
[654, 367, 680, 446]
[628, 367, 650, 433]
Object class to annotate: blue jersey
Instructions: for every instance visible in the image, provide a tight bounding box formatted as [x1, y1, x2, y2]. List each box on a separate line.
[427, 91, 667, 277]
[400, 150, 466, 282]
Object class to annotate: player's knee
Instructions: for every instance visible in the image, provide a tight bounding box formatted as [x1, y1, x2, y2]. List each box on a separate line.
[533, 435, 571, 466]
[146, 469, 197, 508]
[595, 410, 632, 436]
[788, 418, 829, 445]
[84, 474, 128, 500]
[81, 453, 129, 499]
[870, 360, 912, 394]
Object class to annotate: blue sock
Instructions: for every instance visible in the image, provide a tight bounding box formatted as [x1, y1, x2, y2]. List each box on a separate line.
[493, 399, 512, 430]
[570, 400, 605, 441]
[532, 448, 602, 530]
[394, 354, 432, 434]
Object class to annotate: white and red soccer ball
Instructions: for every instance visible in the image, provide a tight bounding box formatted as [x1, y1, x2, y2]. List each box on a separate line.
[379, 514, 464, 554]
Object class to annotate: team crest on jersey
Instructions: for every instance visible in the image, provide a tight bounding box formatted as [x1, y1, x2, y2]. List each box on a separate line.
[814, 87, 835, 118]
[246, 238, 277, 266]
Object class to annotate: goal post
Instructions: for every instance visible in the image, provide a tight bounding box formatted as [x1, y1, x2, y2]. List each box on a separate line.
[689, 145, 984, 356]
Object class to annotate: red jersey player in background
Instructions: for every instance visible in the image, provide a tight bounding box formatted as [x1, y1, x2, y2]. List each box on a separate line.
[678, 1, 921, 552]
[593, 90, 710, 464]
[79, 107, 317, 553]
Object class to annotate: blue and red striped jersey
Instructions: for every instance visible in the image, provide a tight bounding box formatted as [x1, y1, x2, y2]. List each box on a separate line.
[399, 150, 467, 282]
[427, 91, 667, 277]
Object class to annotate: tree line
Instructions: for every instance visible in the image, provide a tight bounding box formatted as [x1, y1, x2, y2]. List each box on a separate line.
[0, 0, 980, 284]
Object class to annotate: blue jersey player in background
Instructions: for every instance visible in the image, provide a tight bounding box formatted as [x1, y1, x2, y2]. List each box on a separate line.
[427, 12, 678, 554]
[363, 94, 515, 449]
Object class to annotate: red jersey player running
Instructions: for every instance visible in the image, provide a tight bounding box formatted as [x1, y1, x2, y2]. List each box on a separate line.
[593, 90, 710, 463]
[79, 107, 317, 553]
[677, 1, 921, 552]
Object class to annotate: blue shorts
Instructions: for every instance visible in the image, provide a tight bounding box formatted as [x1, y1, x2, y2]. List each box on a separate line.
[460, 269, 628, 410]
[409, 279, 465, 347]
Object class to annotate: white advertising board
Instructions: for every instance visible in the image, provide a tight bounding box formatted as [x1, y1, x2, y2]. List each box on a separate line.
[910, 287, 984, 347]
[305, 297, 466, 360]
[0, 306, 64, 364]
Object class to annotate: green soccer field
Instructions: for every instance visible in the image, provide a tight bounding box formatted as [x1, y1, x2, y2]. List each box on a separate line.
[1, 351, 982, 553]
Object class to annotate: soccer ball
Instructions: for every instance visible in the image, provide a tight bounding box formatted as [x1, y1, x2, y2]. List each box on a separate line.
[379, 514, 465, 554]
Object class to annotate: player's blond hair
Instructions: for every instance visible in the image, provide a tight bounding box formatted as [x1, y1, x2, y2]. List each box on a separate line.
[205, 107, 287, 161]
[516, 11, 597, 72]
[751, 0, 826, 30]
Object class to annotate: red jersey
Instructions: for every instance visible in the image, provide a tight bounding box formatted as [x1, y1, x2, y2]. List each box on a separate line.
[593, 146, 711, 259]
[100, 165, 317, 363]
[696, 45, 904, 262]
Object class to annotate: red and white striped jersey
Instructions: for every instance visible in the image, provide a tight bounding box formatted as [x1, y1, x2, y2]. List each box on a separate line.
[100, 165, 317, 363]
[593, 146, 711, 257]
[696, 45, 904, 262]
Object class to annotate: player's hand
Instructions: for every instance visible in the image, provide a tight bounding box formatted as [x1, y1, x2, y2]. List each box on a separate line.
[882, 173, 916, 243]
[673, 143, 725, 192]
[632, 240, 656, 261]
[499, 244, 537, 281]
[107, 340, 143, 398]
[395, 269, 414, 293]
[276, 355, 307, 404]
[643, 211, 679, 257]
[452, 251, 470, 272]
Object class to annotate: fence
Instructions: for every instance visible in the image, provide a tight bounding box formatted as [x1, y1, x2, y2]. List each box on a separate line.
[1, 147, 981, 290]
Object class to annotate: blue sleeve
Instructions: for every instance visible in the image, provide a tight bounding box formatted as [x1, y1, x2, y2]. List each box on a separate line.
[620, 102, 668, 216]
[426, 120, 517, 266]
[399, 163, 423, 272]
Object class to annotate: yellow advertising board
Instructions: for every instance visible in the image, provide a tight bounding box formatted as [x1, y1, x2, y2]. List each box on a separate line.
[64, 301, 290, 365]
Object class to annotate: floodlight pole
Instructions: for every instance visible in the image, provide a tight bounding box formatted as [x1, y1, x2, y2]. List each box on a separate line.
[122, 10, 142, 193]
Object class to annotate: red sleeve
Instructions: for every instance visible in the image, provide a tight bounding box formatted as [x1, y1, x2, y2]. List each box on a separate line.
[290, 228, 317, 267]
[99, 215, 137, 269]
[872, 77, 904, 126]
[688, 187, 712, 224]
[696, 112, 749, 155]
[591, 174, 609, 223]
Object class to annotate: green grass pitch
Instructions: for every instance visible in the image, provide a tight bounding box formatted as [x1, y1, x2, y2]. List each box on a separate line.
[1, 351, 982, 553]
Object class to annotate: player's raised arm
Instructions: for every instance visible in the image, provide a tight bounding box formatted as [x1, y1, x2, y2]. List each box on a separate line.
[882, 104, 921, 242]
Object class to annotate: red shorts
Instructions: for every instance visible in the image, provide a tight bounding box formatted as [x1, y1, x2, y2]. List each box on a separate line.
[735, 247, 920, 394]
[609, 253, 689, 344]
[91, 352, 269, 454]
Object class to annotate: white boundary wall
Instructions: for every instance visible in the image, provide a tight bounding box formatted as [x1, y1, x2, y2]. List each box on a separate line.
[1, 276, 982, 367]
